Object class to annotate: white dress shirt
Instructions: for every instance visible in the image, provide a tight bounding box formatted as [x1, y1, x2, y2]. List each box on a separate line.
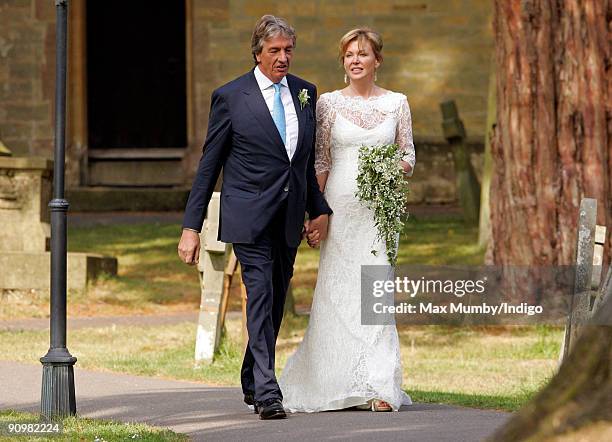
[254, 65, 299, 160]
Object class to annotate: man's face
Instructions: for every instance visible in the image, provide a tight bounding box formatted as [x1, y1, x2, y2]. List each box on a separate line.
[256, 34, 294, 83]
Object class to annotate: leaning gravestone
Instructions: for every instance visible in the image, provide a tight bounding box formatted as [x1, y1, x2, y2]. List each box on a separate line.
[194, 192, 250, 365]
[440, 100, 481, 224]
[559, 197, 609, 362]
[0, 154, 117, 291]
[194, 192, 230, 364]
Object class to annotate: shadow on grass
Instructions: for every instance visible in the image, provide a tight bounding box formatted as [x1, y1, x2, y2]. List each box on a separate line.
[62, 214, 484, 312]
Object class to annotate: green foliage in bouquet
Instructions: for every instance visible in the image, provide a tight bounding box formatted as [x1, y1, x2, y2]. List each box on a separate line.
[355, 143, 409, 266]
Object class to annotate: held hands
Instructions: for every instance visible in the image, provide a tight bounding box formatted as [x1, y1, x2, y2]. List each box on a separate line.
[178, 229, 201, 265]
[303, 214, 329, 248]
[400, 160, 412, 176]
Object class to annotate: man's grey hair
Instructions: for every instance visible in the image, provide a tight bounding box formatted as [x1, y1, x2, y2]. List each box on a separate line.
[251, 15, 296, 64]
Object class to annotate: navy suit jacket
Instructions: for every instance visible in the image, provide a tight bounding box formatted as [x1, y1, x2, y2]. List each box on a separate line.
[182, 69, 332, 247]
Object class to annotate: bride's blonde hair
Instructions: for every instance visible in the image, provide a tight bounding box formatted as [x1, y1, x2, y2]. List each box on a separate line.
[338, 27, 383, 64]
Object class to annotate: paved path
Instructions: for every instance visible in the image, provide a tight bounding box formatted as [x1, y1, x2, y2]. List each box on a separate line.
[0, 309, 310, 332]
[68, 211, 183, 227]
[0, 312, 200, 331]
[66, 205, 461, 228]
[1, 361, 509, 441]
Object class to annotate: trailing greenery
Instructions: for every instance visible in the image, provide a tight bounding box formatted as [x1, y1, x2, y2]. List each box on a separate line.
[355, 143, 410, 265]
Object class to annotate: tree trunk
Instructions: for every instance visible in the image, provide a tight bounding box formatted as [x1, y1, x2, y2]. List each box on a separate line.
[489, 0, 611, 267]
[488, 291, 612, 441]
[489, 1, 612, 439]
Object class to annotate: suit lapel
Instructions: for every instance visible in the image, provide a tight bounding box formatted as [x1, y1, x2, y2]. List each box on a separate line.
[287, 75, 306, 159]
[242, 70, 287, 157]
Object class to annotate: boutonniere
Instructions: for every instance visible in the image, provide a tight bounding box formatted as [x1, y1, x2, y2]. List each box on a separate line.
[298, 89, 310, 110]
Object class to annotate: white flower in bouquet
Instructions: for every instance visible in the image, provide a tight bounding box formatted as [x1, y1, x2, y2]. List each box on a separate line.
[355, 143, 409, 266]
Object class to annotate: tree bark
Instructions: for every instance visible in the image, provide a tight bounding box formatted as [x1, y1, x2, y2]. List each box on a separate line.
[488, 290, 612, 441]
[489, 2, 612, 439]
[489, 0, 611, 267]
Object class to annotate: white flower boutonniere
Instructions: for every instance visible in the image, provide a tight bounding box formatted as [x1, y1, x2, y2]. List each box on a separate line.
[298, 89, 310, 110]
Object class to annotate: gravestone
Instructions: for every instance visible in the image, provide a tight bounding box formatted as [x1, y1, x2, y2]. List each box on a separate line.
[0, 155, 117, 291]
[440, 100, 481, 223]
[194, 192, 230, 364]
[194, 192, 249, 364]
[560, 197, 609, 362]
[0, 139, 11, 156]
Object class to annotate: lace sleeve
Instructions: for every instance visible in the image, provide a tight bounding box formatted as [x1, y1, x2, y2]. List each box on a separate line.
[396, 95, 415, 176]
[314, 94, 334, 175]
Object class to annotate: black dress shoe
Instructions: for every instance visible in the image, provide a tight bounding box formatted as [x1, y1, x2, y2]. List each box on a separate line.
[258, 398, 287, 420]
[243, 393, 259, 414]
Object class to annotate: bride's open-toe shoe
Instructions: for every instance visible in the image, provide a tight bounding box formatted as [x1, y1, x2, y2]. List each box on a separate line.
[370, 399, 392, 412]
[356, 399, 392, 411]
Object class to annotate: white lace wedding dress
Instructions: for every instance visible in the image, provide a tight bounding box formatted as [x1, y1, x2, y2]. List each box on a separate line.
[279, 90, 416, 412]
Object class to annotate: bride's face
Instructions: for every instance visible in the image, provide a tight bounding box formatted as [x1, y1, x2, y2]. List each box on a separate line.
[343, 39, 380, 83]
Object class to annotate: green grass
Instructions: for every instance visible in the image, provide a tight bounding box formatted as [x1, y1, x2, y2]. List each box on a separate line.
[0, 213, 558, 412]
[0, 319, 561, 411]
[1, 213, 482, 318]
[408, 390, 534, 411]
[0, 223, 201, 319]
[397, 324, 561, 411]
[0, 409, 186, 441]
[398, 215, 484, 265]
[67, 223, 201, 309]
[0, 323, 239, 386]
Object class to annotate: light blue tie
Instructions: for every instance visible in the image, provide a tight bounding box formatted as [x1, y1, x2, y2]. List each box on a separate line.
[272, 83, 286, 145]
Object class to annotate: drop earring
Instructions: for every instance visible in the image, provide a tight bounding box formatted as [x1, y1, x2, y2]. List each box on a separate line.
[344, 73, 348, 84]
[374, 70, 378, 82]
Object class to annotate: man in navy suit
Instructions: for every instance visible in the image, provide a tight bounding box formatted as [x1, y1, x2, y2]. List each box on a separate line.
[178, 15, 331, 420]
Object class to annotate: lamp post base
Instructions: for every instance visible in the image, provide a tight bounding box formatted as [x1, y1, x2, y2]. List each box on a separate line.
[40, 349, 76, 419]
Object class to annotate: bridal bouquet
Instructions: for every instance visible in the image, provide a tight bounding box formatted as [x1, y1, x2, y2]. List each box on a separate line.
[355, 143, 409, 266]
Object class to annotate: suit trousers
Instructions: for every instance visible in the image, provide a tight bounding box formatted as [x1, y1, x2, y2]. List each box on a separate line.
[233, 201, 298, 403]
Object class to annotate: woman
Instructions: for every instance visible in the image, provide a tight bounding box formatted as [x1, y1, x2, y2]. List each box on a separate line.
[279, 28, 415, 412]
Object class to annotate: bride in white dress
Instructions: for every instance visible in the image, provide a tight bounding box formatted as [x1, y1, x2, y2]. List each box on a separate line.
[279, 28, 415, 412]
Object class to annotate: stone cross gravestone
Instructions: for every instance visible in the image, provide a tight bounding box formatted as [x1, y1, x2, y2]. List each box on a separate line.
[194, 192, 249, 364]
[440, 100, 481, 224]
[194, 192, 230, 363]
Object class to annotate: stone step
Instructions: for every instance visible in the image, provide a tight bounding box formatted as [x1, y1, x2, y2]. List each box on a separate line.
[0, 251, 117, 291]
[88, 158, 184, 186]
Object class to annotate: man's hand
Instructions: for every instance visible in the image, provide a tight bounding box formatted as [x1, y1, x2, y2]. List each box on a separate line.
[307, 214, 329, 248]
[302, 220, 311, 240]
[307, 229, 320, 248]
[303, 220, 319, 248]
[306, 222, 319, 247]
[178, 229, 201, 265]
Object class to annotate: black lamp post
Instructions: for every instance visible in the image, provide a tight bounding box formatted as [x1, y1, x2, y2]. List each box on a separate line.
[40, 0, 77, 419]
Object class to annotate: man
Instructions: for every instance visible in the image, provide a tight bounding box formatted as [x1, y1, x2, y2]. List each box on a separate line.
[178, 15, 331, 420]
